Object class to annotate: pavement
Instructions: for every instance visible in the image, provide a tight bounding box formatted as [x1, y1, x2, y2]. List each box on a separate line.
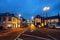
[0, 28, 26, 40]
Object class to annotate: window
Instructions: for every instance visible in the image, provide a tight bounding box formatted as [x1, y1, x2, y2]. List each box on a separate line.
[8, 17, 12, 21]
[3, 17, 6, 21]
[51, 19, 54, 22]
[13, 18, 16, 21]
[54, 19, 59, 22]
[0, 17, 1, 21]
[35, 18, 41, 22]
[48, 20, 50, 23]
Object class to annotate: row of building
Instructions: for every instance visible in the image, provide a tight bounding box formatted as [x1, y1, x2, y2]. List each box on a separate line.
[0, 12, 60, 29]
[0, 13, 21, 29]
[33, 14, 60, 28]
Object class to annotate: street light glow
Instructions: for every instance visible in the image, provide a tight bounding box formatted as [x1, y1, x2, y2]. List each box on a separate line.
[43, 6, 50, 11]
[27, 20, 29, 22]
[31, 16, 34, 20]
[18, 14, 21, 17]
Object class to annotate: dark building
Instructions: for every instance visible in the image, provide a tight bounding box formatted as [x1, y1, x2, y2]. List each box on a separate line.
[46, 15, 60, 23]
[33, 14, 60, 28]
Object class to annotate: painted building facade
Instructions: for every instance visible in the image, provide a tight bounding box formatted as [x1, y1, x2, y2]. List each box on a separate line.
[0, 13, 20, 29]
[33, 15, 46, 27]
[46, 15, 60, 24]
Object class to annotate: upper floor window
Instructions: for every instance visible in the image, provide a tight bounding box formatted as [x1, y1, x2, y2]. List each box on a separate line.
[0, 17, 1, 21]
[54, 19, 59, 22]
[13, 18, 16, 21]
[8, 17, 12, 21]
[3, 17, 6, 21]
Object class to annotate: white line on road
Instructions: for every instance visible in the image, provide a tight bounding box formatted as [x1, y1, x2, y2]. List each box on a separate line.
[14, 28, 28, 40]
[15, 38, 23, 40]
[23, 34, 51, 40]
[39, 29, 57, 40]
[47, 35, 57, 40]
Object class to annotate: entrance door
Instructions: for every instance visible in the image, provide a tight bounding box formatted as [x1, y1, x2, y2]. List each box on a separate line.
[36, 22, 41, 28]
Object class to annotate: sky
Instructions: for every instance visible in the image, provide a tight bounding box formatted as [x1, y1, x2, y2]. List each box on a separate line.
[0, 0, 60, 20]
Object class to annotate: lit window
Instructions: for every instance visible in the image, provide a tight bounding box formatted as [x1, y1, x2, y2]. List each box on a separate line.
[48, 20, 50, 22]
[51, 19, 54, 22]
[13, 18, 16, 21]
[55, 19, 59, 22]
[42, 23, 44, 26]
[35, 18, 41, 22]
[7, 24, 12, 28]
[44, 20, 46, 25]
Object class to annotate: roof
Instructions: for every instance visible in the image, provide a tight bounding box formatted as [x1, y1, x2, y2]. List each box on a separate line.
[0, 12, 20, 20]
[34, 14, 60, 20]
[34, 15, 44, 19]
[0, 12, 14, 17]
[45, 15, 59, 20]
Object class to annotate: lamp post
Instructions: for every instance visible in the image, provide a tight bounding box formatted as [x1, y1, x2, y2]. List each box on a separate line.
[27, 20, 29, 23]
[31, 16, 34, 23]
[30, 16, 36, 32]
[18, 14, 21, 28]
[31, 16, 34, 20]
[43, 6, 50, 26]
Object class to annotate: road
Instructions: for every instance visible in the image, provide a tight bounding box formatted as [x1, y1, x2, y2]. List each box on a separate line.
[0, 27, 60, 40]
[0, 28, 26, 40]
[18, 28, 60, 40]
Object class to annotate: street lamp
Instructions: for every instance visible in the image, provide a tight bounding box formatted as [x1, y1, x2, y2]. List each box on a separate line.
[18, 14, 21, 17]
[27, 20, 29, 22]
[31, 16, 34, 20]
[31, 16, 34, 23]
[43, 6, 50, 11]
[18, 14, 22, 20]
[43, 6, 50, 26]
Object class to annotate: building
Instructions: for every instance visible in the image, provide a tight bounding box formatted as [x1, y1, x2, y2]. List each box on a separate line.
[33, 14, 60, 28]
[0, 13, 20, 29]
[33, 15, 46, 27]
[45, 15, 60, 25]
[20, 17, 28, 28]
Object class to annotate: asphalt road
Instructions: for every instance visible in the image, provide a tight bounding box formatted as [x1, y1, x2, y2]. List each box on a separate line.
[0, 27, 60, 40]
[18, 28, 60, 40]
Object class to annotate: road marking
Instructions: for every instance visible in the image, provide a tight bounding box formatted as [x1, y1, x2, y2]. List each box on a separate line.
[23, 34, 51, 40]
[14, 28, 28, 40]
[15, 38, 23, 40]
[39, 29, 57, 40]
[47, 35, 57, 40]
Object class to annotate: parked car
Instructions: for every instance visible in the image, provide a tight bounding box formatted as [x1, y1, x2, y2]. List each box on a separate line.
[56, 23, 60, 28]
[48, 23, 56, 29]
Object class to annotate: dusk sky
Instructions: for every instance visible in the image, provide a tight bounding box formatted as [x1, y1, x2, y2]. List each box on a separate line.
[0, 0, 60, 20]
